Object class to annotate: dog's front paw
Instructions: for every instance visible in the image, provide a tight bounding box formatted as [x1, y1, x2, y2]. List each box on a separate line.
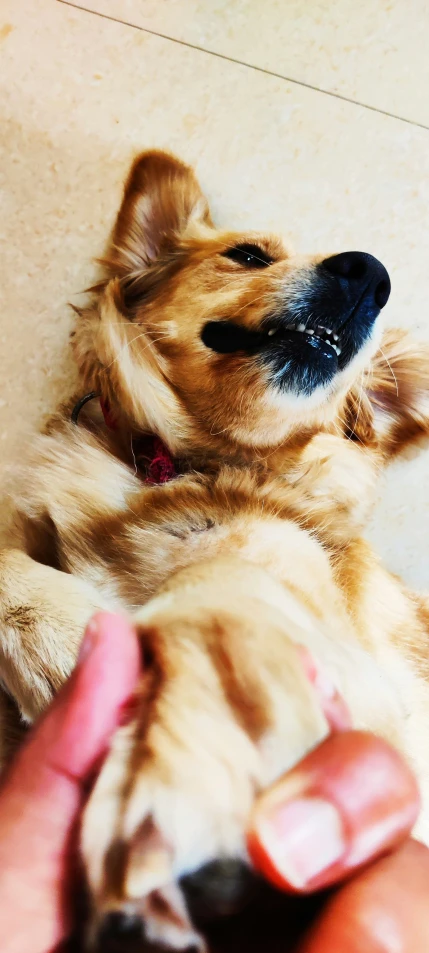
[0, 549, 105, 721]
[291, 433, 377, 535]
[81, 570, 329, 950]
[82, 684, 262, 951]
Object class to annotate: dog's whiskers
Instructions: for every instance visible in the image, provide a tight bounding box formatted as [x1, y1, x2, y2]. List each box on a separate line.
[378, 345, 399, 397]
[346, 372, 365, 443]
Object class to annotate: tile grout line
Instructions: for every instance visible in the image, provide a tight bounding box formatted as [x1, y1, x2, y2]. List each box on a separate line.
[57, 0, 429, 134]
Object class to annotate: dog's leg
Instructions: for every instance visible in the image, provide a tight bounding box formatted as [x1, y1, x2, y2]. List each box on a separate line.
[0, 423, 141, 727]
[287, 432, 378, 536]
[0, 549, 109, 722]
[80, 557, 351, 950]
[81, 551, 419, 950]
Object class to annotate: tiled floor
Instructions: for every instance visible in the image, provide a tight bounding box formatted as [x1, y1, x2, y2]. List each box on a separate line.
[1, 0, 429, 586]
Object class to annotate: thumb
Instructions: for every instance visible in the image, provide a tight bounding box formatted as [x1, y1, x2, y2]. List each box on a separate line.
[248, 731, 420, 894]
[0, 612, 140, 953]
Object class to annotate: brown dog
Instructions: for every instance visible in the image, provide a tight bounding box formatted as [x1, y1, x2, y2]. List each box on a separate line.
[2, 151, 429, 950]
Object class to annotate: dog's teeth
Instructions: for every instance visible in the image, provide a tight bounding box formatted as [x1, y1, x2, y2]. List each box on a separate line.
[325, 329, 333, 336]
[333, 345, 341, 355]
[307, 329, 314, 335]
[286, 323, 295, 330]
[333, 333, 339, 342]
[298, 323, 306, 332]
[267, 328, 276, 337]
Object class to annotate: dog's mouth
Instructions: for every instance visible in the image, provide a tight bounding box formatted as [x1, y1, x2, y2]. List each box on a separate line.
[201, 311, 358, 397]
[201, 314, 363, 398]
[262, 318, 347, 394]
[268, 322, 342, 358]
[260, 282, 383, 396]
[201, 319, 341, 359]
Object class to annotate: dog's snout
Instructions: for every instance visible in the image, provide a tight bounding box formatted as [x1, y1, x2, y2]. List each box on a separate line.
[320, 251, 391, 310]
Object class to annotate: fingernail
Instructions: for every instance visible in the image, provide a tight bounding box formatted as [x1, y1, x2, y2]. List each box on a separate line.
[257, 797, 346, 888]
[77, 617, 100, 664]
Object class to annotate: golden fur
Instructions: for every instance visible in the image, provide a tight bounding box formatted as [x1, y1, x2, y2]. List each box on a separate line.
[2, 151, 429, 949]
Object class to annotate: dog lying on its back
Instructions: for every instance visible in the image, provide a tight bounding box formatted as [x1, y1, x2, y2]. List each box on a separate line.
[2, 151, 429, 950]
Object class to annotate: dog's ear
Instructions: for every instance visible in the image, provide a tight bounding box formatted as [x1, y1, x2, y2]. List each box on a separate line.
[73, 279, 195, 450]
[73, 153, 211, 448]
[106, 150, 213, 280]
[344, 329, 429, 459]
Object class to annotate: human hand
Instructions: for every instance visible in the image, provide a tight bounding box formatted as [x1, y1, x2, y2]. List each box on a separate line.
[0, 612, 140, 953]
[0, 612, 427, 953]
[238, 731, 427, 952]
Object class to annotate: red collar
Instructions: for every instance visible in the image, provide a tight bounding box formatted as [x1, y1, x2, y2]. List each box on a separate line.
[100, 397, 177, 485]
[133, 433, 178, 485]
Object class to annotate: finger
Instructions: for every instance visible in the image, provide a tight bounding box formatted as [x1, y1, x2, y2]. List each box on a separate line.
[0, 612, 140, 953]
[248, 731, 420, 894]
[299, 839, 429, 953]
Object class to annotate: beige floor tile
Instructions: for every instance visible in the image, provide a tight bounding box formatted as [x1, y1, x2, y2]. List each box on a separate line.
[68, 0, 429, 127]
[1, 0, 429, 587]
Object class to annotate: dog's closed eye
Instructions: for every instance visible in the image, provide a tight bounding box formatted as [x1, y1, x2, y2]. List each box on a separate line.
[222, 244, 273, 269]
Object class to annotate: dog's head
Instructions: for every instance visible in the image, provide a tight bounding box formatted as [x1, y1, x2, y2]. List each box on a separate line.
[74, 151, 390, 453]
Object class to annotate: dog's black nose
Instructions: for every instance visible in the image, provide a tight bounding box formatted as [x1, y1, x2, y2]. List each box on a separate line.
[320, 251, 391, 310]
